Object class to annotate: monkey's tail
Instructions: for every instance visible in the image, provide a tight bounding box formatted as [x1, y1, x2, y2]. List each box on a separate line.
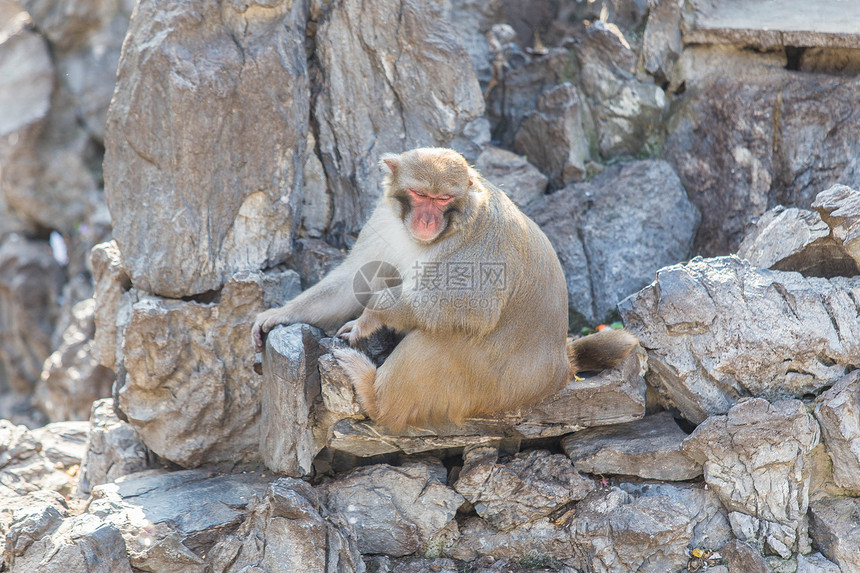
[568, 328, 639, 376]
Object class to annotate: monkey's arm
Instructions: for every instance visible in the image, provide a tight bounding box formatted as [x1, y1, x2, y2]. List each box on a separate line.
[252, 207, 397, 351]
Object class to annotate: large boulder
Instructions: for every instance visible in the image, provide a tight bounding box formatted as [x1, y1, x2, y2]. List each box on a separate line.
[528, 159, 698, 325]
[813, 370, 860, 491]
[681, 398, 820, 554]
[116, 270, 301, 467]
[665, 47, 860, 255]
[209, 478, 364, 573]
[323, 460, 464, 557]
[313, 0, 485, 241]
[104, 0, 309, 297]
[619, 256, 860, 423]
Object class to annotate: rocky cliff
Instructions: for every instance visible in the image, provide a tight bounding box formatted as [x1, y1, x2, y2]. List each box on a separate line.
[1, 0, 859, 571]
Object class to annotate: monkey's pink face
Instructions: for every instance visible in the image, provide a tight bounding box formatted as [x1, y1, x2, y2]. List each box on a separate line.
[408, 189, 455, 242]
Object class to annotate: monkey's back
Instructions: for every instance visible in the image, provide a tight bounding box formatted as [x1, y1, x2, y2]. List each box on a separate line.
[457, 182, 571, 412]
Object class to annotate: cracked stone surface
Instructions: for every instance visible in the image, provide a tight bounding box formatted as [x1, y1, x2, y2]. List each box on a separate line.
[104, 0, 309, 297]
[681, 398, 820, 552]
[814, 370, 860, 491]
[323, 460, 464, 557]
[619, 255, 860, 423]
[454, 449, 594, 531]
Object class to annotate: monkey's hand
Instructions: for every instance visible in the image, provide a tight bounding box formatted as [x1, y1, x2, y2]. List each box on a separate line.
[336, 312, 383, 346]
[252, 307, 292, 352]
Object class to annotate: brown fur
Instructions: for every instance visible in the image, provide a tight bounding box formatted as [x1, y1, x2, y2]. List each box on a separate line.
[252, 147, 639, 432]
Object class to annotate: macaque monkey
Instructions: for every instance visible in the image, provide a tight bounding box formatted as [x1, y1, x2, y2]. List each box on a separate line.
[252, 147, 637, 431]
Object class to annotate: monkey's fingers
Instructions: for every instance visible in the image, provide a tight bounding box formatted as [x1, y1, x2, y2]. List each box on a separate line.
[336, 320, 357, 339]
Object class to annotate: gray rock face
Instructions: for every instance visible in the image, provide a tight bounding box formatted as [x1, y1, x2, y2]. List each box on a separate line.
[0, 420, 79, 496]
[0, 235, 64, 394]
[323, 460, 464, 557]
[681, 398, 820, 552]
[78, 399, 150, 495]
[90, 240, 130, 371]
[117, 270, 301, 467]
[454, 449, 594, 531]
[474, 146, 547, 208]
[34, 298, 114, 422]
[260, 323, 325, 478]
[665, 61, 860, 255]
[576, 20, 667, 159]
[809, 496, 860, 573]
[209, 478, 364, 573]
[89, 469, 271, 572]
[619, 256, 860, 423]
[569, 488, 692, 573]
[562, 411, 702, 481]
[104, 0, 309, 297]
[513, 82, 590, 188]
[813, 184, 860, 267]
[314, 0, 484, 240]
[737, 205, 859, 277]
[528, 160, 698, 325]
[813, 370, 860, 491]
[6, 511, 132, 573]
[639, 0, 684, 89]
[619, 482, 733, 551]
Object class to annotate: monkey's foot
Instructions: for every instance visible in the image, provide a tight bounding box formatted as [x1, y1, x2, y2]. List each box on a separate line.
[333, 348, 379, 419]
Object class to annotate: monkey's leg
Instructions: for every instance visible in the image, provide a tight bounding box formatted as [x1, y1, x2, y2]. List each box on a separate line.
[332, 348, 380, 419]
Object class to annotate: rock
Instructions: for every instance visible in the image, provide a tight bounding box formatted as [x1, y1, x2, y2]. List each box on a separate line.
[681, 398, 820, 551]
[287, 238, 348, 289]
[576, 20, 666, 159]
[116, 270, 301, 468]
[568, 487, 692, 573]
[208, 478, 364, 573]
[34, 298, 114, 421]
[561, 411, 702, 481]
[301, 134, 331, 239]
[528, 160, 698, 325]
[323, 460, 464, 557]
[5, 511, 132, 573]
[104, 0, 309, 297]
[812, 184, 860, 267]
[719, 540, 768, 573]
[619, 482, 732, 551]
[814, 370, 860, 491]
[260, 323, 325, 478]
[619, 256, 860, 423]
[639, 0, 684, 89]
[682, 0, 860, 49]
[88, 469, 270, 571]
[78, 399, 150, 495]
[513, 82, 590, 188]
[484, 41, 574, 149]
[0, 234, 64, 394]
[453, 449, 594, 531]
[737, 205, 859, 277]
[797, 552, 841, 573]
[474, 146, 547, 208]
[809, 496, 860, 573]
[90, 240, 131, 371]
[442, 0, 502, 88]
[448, 516, 573, 564]
[314, 0, 484, 241]
[0, 420, 79, 497]
[665, 51, 860, 255]
[314, 343, 646, 458]
[30, 421, 89, 470]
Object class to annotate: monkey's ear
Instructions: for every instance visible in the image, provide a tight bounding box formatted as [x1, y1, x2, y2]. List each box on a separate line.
[380, 153, 400, 174]
[468, 178, 473, 186]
